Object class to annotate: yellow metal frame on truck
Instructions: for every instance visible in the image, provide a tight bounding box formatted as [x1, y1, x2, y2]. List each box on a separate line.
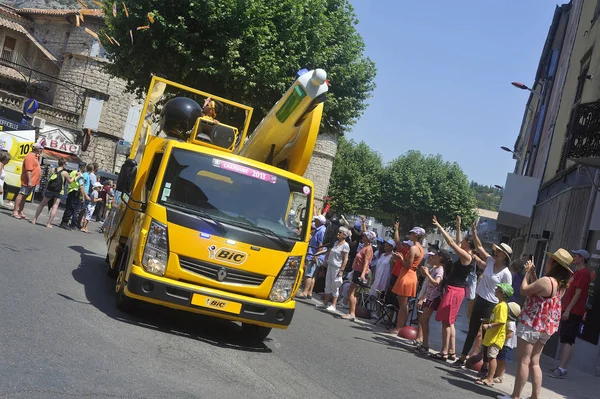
[128, 76, 254, 161]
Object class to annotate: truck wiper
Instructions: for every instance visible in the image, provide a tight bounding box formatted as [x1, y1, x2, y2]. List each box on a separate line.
[225, 218, 290, 251]
[165, 201, 227, 234]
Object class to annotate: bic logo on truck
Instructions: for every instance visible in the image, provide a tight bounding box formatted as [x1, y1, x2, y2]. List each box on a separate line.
[208, 246, 248, 265]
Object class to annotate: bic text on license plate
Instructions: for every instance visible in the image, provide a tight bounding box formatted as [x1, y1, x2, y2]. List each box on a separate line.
[191, 294, 242, 314]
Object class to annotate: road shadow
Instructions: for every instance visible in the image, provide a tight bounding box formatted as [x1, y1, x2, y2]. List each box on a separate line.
[440, 376, 499, 398]
[67, 245, 273, 353]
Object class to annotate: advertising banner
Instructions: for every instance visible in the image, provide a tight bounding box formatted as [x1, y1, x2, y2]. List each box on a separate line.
[0, 129, 36, 201]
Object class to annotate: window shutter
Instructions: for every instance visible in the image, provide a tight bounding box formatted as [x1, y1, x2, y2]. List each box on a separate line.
[122, 106, 142, 142]
[83, 97, 104, 130]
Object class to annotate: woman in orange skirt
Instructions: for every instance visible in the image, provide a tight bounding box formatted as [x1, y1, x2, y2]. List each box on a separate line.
[389, 224, 425, 334]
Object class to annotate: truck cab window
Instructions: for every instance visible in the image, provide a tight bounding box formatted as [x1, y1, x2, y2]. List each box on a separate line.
[146, 153, 164, 193]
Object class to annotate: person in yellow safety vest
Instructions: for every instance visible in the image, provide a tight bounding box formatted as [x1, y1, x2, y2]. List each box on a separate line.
[59, 164, 85, 230]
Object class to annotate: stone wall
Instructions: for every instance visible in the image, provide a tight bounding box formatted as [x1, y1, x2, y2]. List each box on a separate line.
[79, 131, 126, 174]
[53, 54, 137, 139]
[30, 16, 72, 60]
[303, 132, 339, 210]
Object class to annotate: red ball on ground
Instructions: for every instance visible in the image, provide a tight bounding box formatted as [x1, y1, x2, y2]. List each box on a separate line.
[466, 354, 484, 372]
[398, 326, 418, 341]
[355, 306, 371, 319]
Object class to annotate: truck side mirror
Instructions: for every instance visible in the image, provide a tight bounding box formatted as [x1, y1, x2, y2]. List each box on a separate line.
[116, 159, 138, 194]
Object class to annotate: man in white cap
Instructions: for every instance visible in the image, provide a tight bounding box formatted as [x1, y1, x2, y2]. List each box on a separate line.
[12, 143, 43, 220]
[549, 249, 592, 379]
[296, 214, 327, 299]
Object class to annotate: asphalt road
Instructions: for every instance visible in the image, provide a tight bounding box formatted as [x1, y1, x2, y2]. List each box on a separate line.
[0, 206, 498, 399]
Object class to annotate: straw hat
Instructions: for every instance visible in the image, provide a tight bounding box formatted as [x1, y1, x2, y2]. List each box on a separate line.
[493, 243, 513, 261]
[507, 302, 521, 321]
[544, 248, 574, 273]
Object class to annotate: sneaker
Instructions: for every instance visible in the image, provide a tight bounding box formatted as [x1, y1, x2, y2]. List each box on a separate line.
[315, 303, 326, 309]
[326, 305, 337, 312]
[548, 368, 567, 379]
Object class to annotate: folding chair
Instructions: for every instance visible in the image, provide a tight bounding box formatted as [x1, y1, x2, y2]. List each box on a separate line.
[373, 290, 398, 329]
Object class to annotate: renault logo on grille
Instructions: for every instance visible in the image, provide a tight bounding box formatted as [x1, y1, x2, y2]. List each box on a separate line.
[217, 268, 227, 282]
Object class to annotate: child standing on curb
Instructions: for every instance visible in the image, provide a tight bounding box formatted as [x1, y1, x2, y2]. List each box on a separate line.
[475, 283, 514, 387]
[494, 302, 521, 383]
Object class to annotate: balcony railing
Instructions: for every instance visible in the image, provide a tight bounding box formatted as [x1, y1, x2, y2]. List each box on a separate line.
[559, 99, 600, 170]
[0, 88, 80, 129]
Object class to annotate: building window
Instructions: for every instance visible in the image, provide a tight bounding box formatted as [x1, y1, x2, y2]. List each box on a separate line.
[90, 39, 106, 59]
[83, 97, 104, 130]
[1, 36, 16, 62]
[574, 65, 589, 103]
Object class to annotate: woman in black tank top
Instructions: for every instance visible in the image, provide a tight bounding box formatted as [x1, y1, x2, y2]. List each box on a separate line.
[32, 159, 76, 228]
[429, 216, 476, 361]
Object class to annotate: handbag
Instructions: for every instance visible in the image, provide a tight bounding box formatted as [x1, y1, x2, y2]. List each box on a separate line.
[465, 261, 477, 300]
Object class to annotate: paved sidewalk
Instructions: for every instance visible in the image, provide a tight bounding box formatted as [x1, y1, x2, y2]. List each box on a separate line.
[299, 295, 599, 399]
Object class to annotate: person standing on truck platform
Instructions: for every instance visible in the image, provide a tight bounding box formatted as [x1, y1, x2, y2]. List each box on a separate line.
[12, 143, 43, 220]
[296, 214, 327, 300]
[202, 98, 222, 123]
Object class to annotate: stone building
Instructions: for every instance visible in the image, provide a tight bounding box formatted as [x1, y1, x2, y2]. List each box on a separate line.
[0, 5, 139, 173]
[0, 4, 338, 200]
[497, 0, 600, 373]
[303, 131, 338, 209]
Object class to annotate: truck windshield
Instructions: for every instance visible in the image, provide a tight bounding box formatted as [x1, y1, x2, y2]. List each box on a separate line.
[158, 148, 311, 241]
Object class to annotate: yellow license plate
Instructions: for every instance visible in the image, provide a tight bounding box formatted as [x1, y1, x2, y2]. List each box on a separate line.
[191, 294, 242, 314]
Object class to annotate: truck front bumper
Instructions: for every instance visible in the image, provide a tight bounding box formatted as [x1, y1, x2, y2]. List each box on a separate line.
[125, 265, 295, 329]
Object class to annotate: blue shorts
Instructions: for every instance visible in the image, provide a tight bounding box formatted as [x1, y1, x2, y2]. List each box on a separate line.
[497, 346, 513, 361]
[305, 258, 321, 278]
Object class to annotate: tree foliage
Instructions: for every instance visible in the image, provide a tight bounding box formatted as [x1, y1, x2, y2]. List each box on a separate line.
[378, 151, 477, 232]
[101, 0, 376, 134]
[470, 181, 502, 211]
[327, 137, 383, 216]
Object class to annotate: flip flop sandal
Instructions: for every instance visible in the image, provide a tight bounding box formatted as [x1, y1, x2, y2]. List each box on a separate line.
[430, 352, 448, 361]
[474, 380, 494, 387]
[341, 314, 355, 321]
[415, 345, 429, 354]
[447, 353, 457, 361]
[11, 215, 23, 219]
[493, 377, 504, 384]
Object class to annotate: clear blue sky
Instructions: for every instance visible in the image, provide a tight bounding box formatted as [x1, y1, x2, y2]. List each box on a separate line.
[347, 0, 559, 186]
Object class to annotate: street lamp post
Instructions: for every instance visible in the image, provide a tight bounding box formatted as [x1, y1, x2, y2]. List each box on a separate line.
[511, 81, 542, 97]
[500, 146, 522, 160]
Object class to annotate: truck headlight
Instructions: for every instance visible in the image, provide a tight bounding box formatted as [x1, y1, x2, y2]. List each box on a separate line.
[269, 256, 302, 302]
[142, 220, 168, 276]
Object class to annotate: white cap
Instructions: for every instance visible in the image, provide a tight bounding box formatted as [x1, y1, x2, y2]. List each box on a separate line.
[93, 182, 102, 188]
[313, 214, 326, 224]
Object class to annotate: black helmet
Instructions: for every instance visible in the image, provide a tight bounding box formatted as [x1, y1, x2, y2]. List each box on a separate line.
[159, 97, 202, 140]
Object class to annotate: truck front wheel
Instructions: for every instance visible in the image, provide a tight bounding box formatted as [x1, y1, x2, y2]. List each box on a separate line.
[242, 323, 272, 343]
[115, 249, 136, 313]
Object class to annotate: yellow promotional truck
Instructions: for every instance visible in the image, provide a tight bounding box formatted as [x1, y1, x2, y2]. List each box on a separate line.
[104, 69, 328, 341]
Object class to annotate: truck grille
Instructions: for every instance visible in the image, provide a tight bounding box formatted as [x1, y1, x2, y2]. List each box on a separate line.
[179, 256, 266, 286]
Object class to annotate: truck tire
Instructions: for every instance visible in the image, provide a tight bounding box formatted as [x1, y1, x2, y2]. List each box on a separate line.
[115, 248, 136, 313]
[106, 253, 117, 279]
[242, 323, 272, 343]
